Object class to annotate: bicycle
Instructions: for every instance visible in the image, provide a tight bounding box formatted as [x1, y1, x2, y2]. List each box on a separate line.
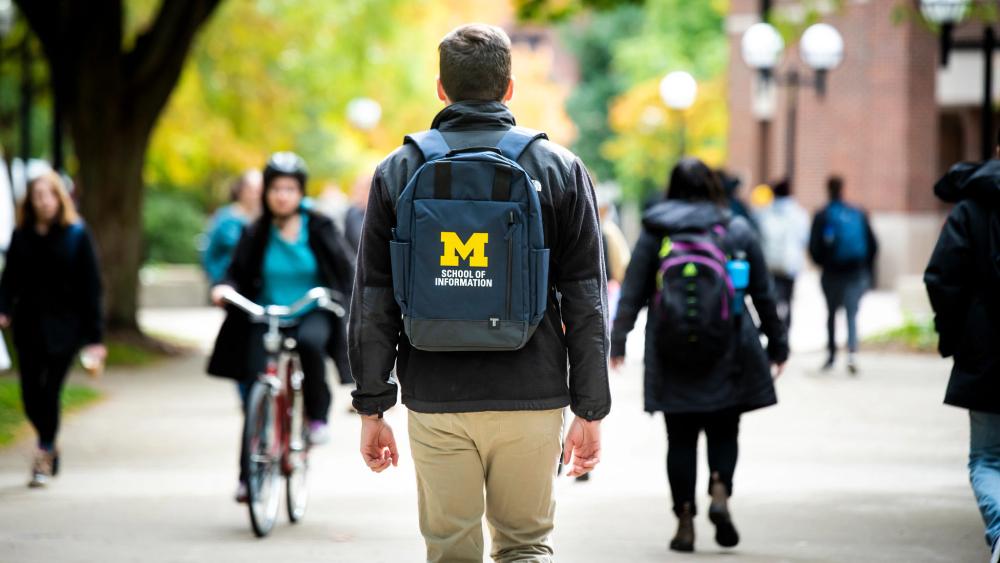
[221, 286, 346, 538]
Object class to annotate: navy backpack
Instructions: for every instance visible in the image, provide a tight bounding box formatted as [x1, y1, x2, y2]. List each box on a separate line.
[823, 202, 869, 264]
[390, 126, 550, 352]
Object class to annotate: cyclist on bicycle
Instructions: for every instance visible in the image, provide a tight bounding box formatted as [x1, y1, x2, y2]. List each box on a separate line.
[207, 152, 355, 501]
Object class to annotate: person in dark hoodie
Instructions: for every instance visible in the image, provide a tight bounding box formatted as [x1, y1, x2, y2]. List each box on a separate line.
[924, 141, 1000, 563]
[207, 152, 355, 503]
[349, 24, 610, 562]
[611, 158, 788, 553]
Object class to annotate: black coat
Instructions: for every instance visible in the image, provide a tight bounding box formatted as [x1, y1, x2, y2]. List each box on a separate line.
[924, 160, 1000, 414]
[0, 222, 104, 356]
[349, 101, 611, 420]
[611, 201, 789, 414]
[206, 209, 355, 380]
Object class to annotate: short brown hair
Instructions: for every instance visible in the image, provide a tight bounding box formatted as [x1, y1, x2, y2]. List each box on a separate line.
[18, 171, 80, 228]
[438, 24, 512, 102]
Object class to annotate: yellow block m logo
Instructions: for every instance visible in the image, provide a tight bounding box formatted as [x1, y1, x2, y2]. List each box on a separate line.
[440, 232, 489, 268]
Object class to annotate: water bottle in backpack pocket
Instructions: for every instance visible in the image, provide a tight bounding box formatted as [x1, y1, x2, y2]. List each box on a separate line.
[390, 127, 550, 352]
[651, 225, 739, 369]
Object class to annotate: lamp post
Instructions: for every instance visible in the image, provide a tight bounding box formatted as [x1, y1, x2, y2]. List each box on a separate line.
[921, 0, 996, 161]
[741, 21, 844, 182]
[346, 97, 382, 132]
[659, 71, 697, 158]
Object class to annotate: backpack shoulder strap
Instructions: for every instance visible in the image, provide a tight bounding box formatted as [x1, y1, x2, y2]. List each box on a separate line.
[64, 222, 85, 256]
[496, 126, 548, 162]
[404, 129, 450, 162]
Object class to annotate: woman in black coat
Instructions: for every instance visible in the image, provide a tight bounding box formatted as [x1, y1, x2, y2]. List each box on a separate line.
[0, 171, 104, 488]
[206, 152, 355, 501]
[610, 158, 788, 552]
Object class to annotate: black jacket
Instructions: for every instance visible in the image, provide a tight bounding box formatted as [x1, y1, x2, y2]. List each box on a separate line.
[610, 201, 788, 414]
[808, 201, 879, 275]
[924, 160, 1000, 414]
[349, 101, 611, 420]
[0, 222, 103, 355]
[207, 209, 355, 380]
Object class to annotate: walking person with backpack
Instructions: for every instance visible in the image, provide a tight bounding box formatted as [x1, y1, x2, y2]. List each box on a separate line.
[924, 145, 1000, 563]
[0, 170, 105, 487]
[610, 158, 788, 553]
[756, 178, 810, 330]
[808, 175, 878, 374]
[349, 24, 610, 562]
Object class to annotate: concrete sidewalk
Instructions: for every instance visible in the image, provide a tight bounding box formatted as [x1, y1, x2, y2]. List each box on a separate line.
[0, 348, 986, 561]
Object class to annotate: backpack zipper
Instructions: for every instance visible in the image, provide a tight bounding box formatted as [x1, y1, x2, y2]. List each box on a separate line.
[504, 210, 516, 320]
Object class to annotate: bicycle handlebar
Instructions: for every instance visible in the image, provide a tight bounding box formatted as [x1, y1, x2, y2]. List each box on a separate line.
[221, 286, 347, 321]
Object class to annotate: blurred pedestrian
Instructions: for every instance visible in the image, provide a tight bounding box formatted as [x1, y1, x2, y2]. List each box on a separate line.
[202, 170, 263, 285]
[344, 173, 371, 254]
[611, 158, 788, 553]
[0, 170, 105, 488]
[350, 24, 609, 562]
[808, 175, 878, 374]
[756, 178, 810, 330]
[924, 145, 1000, 563]
[719, 170, 758, 233]
[207, 152, 355, 502]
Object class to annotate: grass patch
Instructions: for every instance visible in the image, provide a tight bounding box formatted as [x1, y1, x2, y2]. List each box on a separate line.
[106, 340, 162, 367]
[865, 316, 938, 354]
[0, 377, 101, 447]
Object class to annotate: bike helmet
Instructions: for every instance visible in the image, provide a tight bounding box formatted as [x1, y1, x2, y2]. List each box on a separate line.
[263, 151, 308, 191]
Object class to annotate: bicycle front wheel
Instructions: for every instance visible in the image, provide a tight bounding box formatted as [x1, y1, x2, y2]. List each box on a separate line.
[286, 370, 309, 523]
[243, 381, 282, 537]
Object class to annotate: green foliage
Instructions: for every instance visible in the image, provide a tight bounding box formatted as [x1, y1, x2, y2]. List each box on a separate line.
[560, 6, 644, 183]
[866, 316, 938, 354]
[0, 377, 100, 447]
[515, 0, 642, 23]
[142, 190, 206, 264]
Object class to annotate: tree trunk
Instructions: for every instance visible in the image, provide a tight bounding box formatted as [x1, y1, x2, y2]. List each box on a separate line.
[73, 119, 149, 333]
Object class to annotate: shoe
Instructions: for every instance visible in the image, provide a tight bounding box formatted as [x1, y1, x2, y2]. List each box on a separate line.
[669, 502, 695, 552]
[847, 354, 859, 376]
[307, 420, 330, 446]
[28, 450, 54, 488]
[574, 472, 591, 482]
[708, 477, 740, 548]
[235, 480, 249, 503]
[821, 356, 835, 371]
[51, 450, 60, 477]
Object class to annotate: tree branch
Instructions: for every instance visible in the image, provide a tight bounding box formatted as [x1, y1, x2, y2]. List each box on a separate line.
[125, 0, 222, 94]
[12, 0, 60, 48]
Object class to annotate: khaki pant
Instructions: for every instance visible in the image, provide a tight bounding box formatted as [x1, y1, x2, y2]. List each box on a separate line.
[408, 409, 564, 563]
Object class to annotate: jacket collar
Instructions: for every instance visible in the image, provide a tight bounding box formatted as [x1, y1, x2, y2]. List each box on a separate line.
[431, 100, 516, 132]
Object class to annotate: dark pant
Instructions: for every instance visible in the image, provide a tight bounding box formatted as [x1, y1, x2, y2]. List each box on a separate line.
[17, 345, 75, 450]
[247, 309, 333, 422]
[772, 274, 796, 331]
[821, 270, 869, 356]
[664, 410, 741, 516]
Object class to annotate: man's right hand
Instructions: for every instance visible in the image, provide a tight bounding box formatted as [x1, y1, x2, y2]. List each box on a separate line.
[360, 415, 399, 473]
[0, 314, 9, 329]
[210, 285, 232, 307]
[610, 355, 625, 371]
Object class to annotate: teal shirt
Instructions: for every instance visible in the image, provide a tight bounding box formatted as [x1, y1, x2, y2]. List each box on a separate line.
[202, 204, 250, 284]
[260, 212, 321, 309]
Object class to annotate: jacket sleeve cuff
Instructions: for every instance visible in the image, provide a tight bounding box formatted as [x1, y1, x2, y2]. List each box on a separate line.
[570, 403, 610, 421]
[610, 338, 627, 358]
[351, 393, 398, 417]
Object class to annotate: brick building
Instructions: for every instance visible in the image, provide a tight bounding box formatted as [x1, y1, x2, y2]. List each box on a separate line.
[725, 0, 993, 288]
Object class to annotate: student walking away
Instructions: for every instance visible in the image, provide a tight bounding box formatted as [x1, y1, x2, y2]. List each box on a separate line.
[350, 24, 610, 563]
[207, 152, 355, 503]
[924, 150, 1000, 563]
[756, 178, 810, 330]
[0, 171, 105, 488]
[808, 175, 878, 374]
[719, 170, 758, 233]
[202, 170, 263, 285]
[610, 158, 788, 553]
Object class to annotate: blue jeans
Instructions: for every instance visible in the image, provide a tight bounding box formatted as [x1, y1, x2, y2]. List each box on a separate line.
[970, 411, 1000, 548]
[821, 270, 869, 355]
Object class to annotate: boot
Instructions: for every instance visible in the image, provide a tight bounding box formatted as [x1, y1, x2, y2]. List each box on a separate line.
[708, 474, 740, 548]
[669, 502, 695, 552]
